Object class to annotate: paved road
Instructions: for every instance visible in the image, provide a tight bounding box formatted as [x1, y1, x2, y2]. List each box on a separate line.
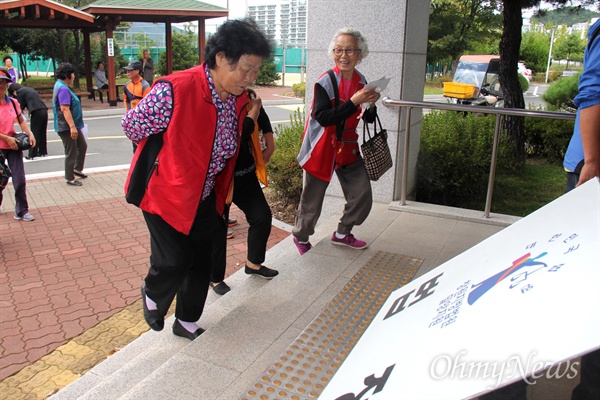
[22, 104, 304, 177]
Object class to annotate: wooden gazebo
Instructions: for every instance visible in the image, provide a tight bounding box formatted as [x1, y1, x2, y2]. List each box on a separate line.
[0, 0, 228, 106]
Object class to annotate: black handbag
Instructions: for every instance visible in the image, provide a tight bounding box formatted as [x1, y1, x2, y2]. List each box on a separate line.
[7, 98, 32, 151]
[361, 115, 393, 181]
[0, 154, 11, 189]
[13, 132, 32, 151]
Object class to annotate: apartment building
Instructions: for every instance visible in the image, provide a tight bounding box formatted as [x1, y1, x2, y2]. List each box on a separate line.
[247, 0, 307, 46]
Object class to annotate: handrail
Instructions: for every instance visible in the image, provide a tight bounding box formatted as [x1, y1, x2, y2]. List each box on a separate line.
[382, 97, 576, 218]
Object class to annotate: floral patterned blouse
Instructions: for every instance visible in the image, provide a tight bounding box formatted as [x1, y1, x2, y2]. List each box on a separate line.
[122, 65, 239, 201]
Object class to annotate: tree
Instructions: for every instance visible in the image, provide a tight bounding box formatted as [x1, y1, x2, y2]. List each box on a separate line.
[256, 57, 280, 86]
[520, 30, 551, 73]
[156, 31, 198, 75]
[428, 0, 502, 74]
[498, 0, 598, 165]
[553, 31, 585, 69]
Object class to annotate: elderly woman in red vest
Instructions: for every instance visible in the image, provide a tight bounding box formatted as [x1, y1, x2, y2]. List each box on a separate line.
[122, 19, 271, 340]
[293, 28, 380, 256]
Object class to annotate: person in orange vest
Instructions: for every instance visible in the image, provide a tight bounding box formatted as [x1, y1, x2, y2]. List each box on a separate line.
[123, 61, 151, 111]
[123, 61, 151, 152]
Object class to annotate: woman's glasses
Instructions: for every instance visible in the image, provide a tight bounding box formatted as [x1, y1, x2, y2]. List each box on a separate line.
[333, 48, 361, 56]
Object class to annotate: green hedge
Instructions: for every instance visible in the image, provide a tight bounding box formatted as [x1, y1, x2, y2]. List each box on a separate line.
[524, 112, 575, 164]
[416, 111, 513, 207]
[267, 108, 305, 205]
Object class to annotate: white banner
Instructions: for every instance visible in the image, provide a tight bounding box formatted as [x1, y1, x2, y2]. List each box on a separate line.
[320, 178, 600, 400]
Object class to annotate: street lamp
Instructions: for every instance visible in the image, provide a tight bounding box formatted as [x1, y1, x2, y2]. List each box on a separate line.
[545, 28, 555, 84]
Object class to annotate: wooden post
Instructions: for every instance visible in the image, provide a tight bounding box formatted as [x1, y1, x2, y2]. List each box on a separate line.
[83, 31, 93, 96]
[198, 18, 206, 65]
[166, 17, 173, 75]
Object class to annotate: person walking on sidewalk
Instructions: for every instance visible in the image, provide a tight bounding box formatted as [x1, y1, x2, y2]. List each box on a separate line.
[8, 82, 49, 159]
[53, 62, 88, 187]
[0, 67, 36, 221]
[210, 90, 278, 295]
[122, 19, 271, 340]
[293, 27, 380, 255]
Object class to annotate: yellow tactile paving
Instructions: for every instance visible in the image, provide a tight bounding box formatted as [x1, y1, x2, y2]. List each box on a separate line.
[242, 251, 422, 400]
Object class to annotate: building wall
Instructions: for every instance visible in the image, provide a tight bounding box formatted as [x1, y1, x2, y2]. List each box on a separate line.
[306, 0, 430, 203]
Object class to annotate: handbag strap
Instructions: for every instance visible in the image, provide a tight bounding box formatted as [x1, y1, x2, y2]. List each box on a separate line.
[9, 97, 23, 124]
[327, 69, 344, 141]
[362, 114, 384, 144]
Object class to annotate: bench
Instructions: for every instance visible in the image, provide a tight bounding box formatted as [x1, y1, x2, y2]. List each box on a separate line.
[92, 84, 124, 103]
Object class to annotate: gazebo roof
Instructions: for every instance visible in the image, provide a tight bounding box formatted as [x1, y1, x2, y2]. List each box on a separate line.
[81, 0, 229, 23]
[0, 0, 98, 29]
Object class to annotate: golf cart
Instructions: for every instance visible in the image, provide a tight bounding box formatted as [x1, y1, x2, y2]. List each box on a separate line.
[444, 55, 503, 107]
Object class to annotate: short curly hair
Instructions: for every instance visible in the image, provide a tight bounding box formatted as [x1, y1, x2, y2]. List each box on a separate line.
[56, 62, 76, 80]
[204, 18, 272, 69]
[327, 28, 370, 62]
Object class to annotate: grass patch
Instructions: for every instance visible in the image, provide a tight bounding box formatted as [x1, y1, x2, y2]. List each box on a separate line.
[424, 85, 444, 95]
[463, 160, 565, 217]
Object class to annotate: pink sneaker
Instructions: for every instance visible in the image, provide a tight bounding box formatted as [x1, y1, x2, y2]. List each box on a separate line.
[293, 236, 312, 255]
[331, 232, 368, 249]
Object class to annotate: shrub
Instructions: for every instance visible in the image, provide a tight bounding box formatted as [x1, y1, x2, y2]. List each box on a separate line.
[518, 74, 530, 93]
[542, 73, 580, 111]
[267, 108, 305, 205]
[256, 57, 280, 86]
[292, 82, 306, 98]
[524, 110, 575, 164]
[416, 111, 513, 207]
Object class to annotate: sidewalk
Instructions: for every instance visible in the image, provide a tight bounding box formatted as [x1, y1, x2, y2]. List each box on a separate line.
[0, 84, 300, 398]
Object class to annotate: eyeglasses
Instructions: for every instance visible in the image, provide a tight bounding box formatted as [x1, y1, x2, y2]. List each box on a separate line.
[333, 48, 361, 56]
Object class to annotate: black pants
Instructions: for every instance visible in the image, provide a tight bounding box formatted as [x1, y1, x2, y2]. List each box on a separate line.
[28, 108, 48, 158]
[210, 171, 272, 282]
[143, 191, 226, 322]
[232, 171, 272, 265]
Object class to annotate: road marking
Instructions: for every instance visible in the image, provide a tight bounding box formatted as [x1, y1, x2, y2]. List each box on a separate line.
[23, 153, 100, 162]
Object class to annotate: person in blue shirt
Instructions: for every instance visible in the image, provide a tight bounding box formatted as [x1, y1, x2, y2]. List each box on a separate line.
[563, 18, 600, 192]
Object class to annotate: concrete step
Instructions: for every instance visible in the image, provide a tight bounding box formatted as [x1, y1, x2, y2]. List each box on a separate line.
[50, 200, 350, 400]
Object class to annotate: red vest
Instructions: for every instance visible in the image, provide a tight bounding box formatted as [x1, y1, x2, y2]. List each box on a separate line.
[125, 65, 248, 235]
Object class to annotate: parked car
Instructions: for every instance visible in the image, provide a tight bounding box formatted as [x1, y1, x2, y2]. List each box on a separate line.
[518, 62, 532, 82]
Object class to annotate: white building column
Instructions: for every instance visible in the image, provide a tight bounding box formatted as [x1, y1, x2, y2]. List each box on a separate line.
[305, 0, 430, 203]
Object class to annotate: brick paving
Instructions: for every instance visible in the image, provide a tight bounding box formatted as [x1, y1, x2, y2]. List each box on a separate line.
[0, 85, 299, 397]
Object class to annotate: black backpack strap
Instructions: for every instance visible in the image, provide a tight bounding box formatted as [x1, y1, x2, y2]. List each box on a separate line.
[327, 69, 344, 141]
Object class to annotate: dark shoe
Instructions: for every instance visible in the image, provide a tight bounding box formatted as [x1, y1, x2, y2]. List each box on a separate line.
[73, 170, 88, 178]
[172, 319, 204, 340]
[245, 265, 279, 279]
[227, 218, 238, 227]
[66, 180, 82, 186]
[227, 229, 234, 239]
[141, 283, 164, 331]
[210, 281, 231, 295]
